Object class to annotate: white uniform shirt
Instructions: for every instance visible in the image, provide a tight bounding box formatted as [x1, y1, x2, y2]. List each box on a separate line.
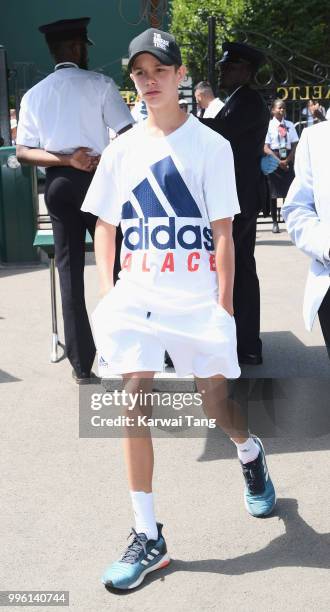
[17, 63, 133, 155]
[265, 117, 299, 151]
[203, 97, 224, 118]
[82, 114, 240, 314]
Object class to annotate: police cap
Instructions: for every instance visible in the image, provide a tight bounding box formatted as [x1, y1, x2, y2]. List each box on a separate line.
[217, 42, 265, 69]
[39, 17, 94, 46]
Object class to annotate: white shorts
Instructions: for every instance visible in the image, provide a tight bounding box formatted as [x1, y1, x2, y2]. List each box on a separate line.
[92, 287, 241, 379]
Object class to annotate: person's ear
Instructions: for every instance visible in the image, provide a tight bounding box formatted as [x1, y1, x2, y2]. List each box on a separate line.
[130, 73, 139, 92]
[130, 73, 142, 97]
[177, 64, 187, 83]
[71, 41, 81, 61]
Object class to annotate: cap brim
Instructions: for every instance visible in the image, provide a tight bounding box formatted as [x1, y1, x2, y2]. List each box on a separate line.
[87, 36, 94, 46]
[216, 57, 249, 67]
[129, 48, 175, 71]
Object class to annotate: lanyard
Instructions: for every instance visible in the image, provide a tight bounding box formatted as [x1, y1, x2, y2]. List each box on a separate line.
[277, 121, 288, 148]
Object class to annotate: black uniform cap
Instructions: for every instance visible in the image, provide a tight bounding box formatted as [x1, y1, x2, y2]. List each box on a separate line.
[128, 28, 182, 71]
[38, 17, 94, 46]
[217, 42, 265, 69]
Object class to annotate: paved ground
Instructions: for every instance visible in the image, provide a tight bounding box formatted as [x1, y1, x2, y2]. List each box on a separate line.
[1, 217, 329, 612]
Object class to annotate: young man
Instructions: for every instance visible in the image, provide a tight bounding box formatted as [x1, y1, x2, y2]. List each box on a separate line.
[82, 28, 276, 590]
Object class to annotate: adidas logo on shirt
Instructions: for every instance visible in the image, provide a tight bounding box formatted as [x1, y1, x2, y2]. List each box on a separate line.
[122, 156, 214, 253]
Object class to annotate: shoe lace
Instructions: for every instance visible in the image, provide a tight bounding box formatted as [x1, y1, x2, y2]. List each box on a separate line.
[120, 528, 148, 564]
[242, 457, 265, 495]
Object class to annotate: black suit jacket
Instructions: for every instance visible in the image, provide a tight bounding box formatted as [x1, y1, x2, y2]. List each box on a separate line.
[201, 85, 269, 217]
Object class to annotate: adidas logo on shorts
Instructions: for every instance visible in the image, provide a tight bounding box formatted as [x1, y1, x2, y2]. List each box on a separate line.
[99, 355, 109, 368]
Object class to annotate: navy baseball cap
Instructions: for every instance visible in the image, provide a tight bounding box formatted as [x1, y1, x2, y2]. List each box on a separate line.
[39, 17, 94, 46]
[128, 28, 182, 70]
[217, 42, 265, 69]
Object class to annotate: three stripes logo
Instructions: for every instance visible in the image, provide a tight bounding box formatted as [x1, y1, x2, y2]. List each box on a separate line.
[140, 548, 160, 566]
[122, 156, 202, 220]
[121, 156, 214, 252]
[98, 356, 109, 368]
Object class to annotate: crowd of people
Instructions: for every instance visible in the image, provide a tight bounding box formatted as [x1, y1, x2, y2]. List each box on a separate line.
[13, 17, 329, 592]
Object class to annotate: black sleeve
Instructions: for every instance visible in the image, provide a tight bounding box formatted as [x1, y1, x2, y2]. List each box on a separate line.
[200, 90, 269, 146]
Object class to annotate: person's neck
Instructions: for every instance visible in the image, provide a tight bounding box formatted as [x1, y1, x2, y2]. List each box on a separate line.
[206, 95, 215, 107]
[145, 103, 188, 137]
[56, 57, 75, 64]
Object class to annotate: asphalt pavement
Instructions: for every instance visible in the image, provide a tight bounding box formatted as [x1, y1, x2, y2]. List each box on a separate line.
[1, 216, 329, 612]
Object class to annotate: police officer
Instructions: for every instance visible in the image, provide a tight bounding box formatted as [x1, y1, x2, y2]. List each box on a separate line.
[16, 17, 133, 383]
[202, 42, 269, 365]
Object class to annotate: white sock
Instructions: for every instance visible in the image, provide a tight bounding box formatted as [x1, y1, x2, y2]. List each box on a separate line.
[130, 491, 158, 541]
[233, 437, 260, 464]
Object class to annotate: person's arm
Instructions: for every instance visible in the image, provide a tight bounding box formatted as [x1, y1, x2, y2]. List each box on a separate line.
[16, 93, 97, 171]
[81, 147, 122, 284]
[282, 129, 330, 263]
[203, 136, 240, 315]
[285, 124, 299, 165]
[286, 141, 297, 165]
[16, 144, 99, 172]
[94, 219, 117, 297]
[264, 143, 278, 159]
[211, 218, 235, 315]
[103, 77, 134, 135]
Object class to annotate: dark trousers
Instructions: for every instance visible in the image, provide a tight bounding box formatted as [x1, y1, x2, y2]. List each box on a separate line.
[233, 213, 262, 358]
[318, 288, 330, 360]
[270, 198, 278, 223]
[45, 167, 97, 375]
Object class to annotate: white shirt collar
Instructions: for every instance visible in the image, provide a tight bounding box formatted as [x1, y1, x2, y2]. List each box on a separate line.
[272, 116, 286, 126]
[54, 62, 79, 71]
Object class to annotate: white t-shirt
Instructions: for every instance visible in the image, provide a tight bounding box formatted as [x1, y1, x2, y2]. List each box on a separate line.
[265, 117, 299, 151]
[203, 97, 224, 118]
[17, 63, 133, 155]
[131, 100, 148, 122]
[82, 114, 240, 313]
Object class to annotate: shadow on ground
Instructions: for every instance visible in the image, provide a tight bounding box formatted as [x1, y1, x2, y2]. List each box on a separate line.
[0, 369, 21, 383]
[105, 498, 329, 595]
[241, 331, 329, 378]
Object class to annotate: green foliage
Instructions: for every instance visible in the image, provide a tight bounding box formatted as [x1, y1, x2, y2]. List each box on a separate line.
[170, 0, 247, 83]
[121, 66, 135, 91]
[246, 0, 330, 64]
[170, 0, 330, 84]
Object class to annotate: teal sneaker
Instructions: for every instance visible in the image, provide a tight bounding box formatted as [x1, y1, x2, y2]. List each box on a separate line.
[102, 523, 170, 590]
[240, 436, 276, 517]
